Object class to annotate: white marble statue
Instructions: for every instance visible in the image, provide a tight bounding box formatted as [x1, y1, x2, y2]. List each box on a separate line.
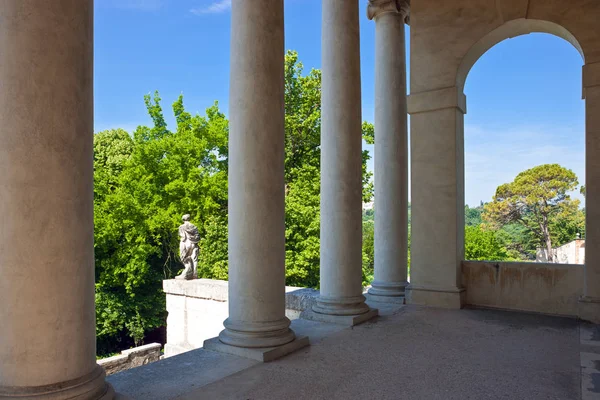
[175, 214, 200, 280]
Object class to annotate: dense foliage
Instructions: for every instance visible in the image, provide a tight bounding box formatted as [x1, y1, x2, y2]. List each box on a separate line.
[94, 96, 229, 352]
[94, 51, 375, 353]
[464, 225, 510, 261]
[283, 51, 374, 287]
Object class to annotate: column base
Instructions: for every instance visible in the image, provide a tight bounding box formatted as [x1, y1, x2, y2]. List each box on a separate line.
[0, 365, 116, 400]
[218, 317, 296, 348]
[365, 293, 405, 304]
[367, 280, 408, 304]
[312, 294, 371, 316]
[204, 336, 309, 362]
[302, 307, 379, 326]
[368, 280, 407, 296]
[406, 284, 465, 309]
[579, 296, 600, 324]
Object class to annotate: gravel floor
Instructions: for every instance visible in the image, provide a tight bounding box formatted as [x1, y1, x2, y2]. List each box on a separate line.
[180, 306, 580, 400]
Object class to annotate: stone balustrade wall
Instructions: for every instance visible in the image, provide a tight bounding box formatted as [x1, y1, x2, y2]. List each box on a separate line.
[462, 261, 584, 317]
[98, 343, 162, 376]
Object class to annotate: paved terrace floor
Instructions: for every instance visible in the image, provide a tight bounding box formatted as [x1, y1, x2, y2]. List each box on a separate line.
[110, 304, 600, 400]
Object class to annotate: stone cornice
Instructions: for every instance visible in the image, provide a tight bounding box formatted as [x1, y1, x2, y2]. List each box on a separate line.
[367, 0, 410, 24]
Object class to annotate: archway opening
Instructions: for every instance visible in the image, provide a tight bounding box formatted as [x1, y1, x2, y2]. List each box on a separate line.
[463, 30, 585, 264]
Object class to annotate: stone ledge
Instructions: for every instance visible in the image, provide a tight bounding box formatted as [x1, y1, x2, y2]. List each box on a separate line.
[163, 279, 319, 312]
[164, 343, 196, 358]
[107, 345, 259, 400]
[98, 343, 162, 376]
[163, 279, 229, 302]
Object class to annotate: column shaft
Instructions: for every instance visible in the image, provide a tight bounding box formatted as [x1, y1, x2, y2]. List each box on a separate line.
[315, 0, 370, 316]
[578, 63, 600, 323]
[368, 4, 409, 300]
[584, 85, 600, 299]
[219, 0, 296, 348]
[0, 1, 113, 398]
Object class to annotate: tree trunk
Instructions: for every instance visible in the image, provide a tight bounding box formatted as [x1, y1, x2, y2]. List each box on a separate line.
[541, 214, 553, 263]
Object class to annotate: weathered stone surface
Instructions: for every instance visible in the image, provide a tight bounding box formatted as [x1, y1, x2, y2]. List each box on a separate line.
[164, 279, 229, 301]
[462, 261, 584, 317]
[98, 343, 162, 376]
[579, 297, 600, 325]
[0, 1, 115, 398]
[285, 287, 320, 313]
[108, 346, 259, 400]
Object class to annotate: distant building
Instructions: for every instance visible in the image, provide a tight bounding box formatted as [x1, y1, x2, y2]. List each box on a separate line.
[536, 238, 585, 264]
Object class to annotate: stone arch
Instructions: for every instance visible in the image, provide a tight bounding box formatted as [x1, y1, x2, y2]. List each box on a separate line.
[456, 18, 585, 92]
[407, 1, 600, 315]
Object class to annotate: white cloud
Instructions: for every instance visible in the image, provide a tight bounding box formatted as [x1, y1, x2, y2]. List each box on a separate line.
[191, 0, 231, 15]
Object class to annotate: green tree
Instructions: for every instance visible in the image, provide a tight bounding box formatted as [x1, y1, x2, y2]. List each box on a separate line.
[362, 218, 375, 286]
[283, 50, 374, 287]
[465, 204, 483, 227]
[94, 93, 229, 351]
[494, 223, 537, 260]
[93, 128, 134, 201]
[464, 225, 510, 261]
[483, 164, 580, 262]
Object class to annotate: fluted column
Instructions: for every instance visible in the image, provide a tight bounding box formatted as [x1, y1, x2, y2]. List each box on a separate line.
[0, 1, 114, 399]
[367, 0, 410, 302]
[312, 0, 377, 324]
[208, 0, 307, 359]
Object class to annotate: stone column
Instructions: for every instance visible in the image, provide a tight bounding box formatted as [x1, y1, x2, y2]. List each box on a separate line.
[580, 61, 600, 323]
[0, 1, 114, 399]
[367, 0, 410, 303]
[204, 0, 308, 361]
[407, 87, 467, 309]
[311, 0, 378, 325]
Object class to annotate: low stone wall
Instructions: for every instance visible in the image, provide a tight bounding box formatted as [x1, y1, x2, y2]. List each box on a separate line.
[163, 279, 318, 357]
[98, 343, 162, 376]
[461, 261, 584, 317]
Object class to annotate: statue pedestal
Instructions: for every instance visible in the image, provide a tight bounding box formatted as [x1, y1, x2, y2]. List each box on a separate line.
[163, 279, 319, 357]
[163, 279, 229, 357]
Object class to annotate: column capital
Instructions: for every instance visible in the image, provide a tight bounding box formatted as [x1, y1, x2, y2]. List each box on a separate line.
[367, 0, 410, 23]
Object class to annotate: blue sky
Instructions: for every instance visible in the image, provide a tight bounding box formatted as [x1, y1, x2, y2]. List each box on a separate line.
[95, 0, 585, 207]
